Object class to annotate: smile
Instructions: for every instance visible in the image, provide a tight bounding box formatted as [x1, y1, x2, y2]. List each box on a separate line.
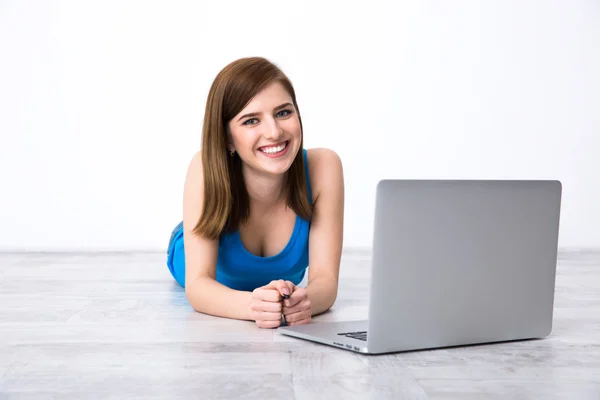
[258, 140, 290, 158]
[259, 141, 288, 154]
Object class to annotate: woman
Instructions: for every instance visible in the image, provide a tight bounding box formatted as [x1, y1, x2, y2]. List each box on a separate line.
[166, 57, 344, 329]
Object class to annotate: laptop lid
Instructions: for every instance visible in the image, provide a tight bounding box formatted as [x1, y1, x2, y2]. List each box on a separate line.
[365, 180, 562, 354]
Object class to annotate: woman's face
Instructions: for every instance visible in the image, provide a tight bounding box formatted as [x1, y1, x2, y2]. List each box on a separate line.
[227, 81, 302, 177]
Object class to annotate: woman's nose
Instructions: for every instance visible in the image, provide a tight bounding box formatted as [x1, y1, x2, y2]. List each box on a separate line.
[263, 119, 283, 140]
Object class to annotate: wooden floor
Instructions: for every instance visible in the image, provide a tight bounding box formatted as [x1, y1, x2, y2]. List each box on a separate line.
[1, 250, 599, 399]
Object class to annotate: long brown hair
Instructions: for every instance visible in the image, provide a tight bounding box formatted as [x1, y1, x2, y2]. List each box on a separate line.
[193, 57, 312, 240]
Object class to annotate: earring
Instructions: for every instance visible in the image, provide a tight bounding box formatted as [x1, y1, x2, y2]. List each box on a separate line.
[229, 149, 235, 156]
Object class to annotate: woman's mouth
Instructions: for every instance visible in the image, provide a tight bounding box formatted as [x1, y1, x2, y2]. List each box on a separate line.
[258, 141, 289, 158]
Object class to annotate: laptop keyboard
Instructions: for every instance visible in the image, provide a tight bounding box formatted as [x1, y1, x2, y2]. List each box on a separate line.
[337, 331, 367, 341]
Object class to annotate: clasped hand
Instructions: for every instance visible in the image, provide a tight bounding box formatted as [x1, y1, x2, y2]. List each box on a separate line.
[250, 279, 311, 329]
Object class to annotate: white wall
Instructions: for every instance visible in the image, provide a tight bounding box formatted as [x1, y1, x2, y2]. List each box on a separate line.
[1, 0, 598, 251]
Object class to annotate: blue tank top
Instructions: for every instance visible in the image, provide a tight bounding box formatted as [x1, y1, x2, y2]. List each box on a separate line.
[215, 148, 312, 291]
[166, 149, 312, 291]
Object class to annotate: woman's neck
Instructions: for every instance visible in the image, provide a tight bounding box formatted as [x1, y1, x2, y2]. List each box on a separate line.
[242, 166, 287, 208]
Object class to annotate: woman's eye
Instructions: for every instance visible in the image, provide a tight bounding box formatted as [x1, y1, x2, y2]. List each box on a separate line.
[243, 109, 292, 126]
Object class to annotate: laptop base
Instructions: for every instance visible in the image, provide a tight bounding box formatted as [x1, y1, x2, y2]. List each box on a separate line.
[278, 320, 370, 354]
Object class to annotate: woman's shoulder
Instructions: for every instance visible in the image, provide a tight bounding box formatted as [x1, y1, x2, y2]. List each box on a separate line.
[182, 150, 207, 220]
[185, 150, 205, 187]
[305, 147, 344, 202]
[305, 147, 342, 169]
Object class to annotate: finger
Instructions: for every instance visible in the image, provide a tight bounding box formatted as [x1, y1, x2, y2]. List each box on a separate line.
[283, 290, 306, 308]
[287, 318, 310, 327]
[282, 307, 311, 322]
[256, 319, 281, 329]
[277, 280, 291, 297]
[285, 312, 311, 325]
[283, 299, 310, 316]
[284, 280, 296, 296]
[282, 305, 309, 319]
[283, 295, 302, 308]
[252, 300, 282, 313]
[255, 288, 281, 302]
[252, 311, 283, 321]
[266, 279, 290, 298]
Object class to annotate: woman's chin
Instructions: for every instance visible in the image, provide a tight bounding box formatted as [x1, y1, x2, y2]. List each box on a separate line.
[257, 162, 293, 177]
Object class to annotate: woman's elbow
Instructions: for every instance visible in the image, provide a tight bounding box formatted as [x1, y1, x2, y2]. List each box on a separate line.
[184, 278, 207, 312]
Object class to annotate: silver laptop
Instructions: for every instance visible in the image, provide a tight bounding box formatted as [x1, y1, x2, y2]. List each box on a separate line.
[278, 179, 562, 354]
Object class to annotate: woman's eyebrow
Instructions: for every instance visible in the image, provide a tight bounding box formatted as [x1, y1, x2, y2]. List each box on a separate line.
[237, 102, 293, 121]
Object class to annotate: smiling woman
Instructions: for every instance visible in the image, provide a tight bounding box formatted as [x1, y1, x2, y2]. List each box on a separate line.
[166, 57, 345, 329]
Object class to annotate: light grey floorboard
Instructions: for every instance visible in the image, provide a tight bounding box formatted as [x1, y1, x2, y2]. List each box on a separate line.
[0, 250, 599, 399]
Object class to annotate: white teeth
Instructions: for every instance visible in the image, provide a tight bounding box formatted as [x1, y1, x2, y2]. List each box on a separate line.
[260, 142, 287, 154]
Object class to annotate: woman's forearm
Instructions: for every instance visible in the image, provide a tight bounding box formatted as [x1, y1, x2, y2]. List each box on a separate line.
[185, 277, 253, 321]
[306, 276, 338, 316]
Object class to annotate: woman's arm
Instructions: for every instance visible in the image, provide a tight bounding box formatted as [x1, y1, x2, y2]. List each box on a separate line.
[305, 148, 345, 315]
[182, 151, 253, 320]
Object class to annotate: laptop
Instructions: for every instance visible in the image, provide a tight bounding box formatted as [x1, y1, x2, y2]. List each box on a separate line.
[278, 179, 562, 354]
